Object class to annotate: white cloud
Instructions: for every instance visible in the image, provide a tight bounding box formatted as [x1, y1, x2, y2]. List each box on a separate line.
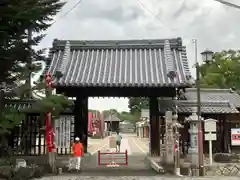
[39, 0, 240, 111]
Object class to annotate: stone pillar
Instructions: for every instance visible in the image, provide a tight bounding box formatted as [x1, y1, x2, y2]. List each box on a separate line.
[165, 111, 174, 164]
[149, 97, 160, 156]
[185, 112, 200, 166]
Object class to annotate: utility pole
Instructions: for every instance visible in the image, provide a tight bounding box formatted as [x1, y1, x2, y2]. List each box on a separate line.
[193, 39, 204, 176]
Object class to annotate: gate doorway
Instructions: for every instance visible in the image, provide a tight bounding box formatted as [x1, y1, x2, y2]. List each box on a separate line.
[44, 38, 191, 173]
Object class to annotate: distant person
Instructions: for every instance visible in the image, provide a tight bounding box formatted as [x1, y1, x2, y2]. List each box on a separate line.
[68, 137, 84, 172]
[116, 131, 122, 152]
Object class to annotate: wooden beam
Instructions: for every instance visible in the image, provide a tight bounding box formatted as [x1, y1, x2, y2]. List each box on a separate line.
[74, 97, 82, 140]
[81, 97, 88, 153]
[56, 86, 177, 97]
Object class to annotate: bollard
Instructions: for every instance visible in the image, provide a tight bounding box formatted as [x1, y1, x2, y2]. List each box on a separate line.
[189, 166, 199, 176]
[58, 168, 62, 174]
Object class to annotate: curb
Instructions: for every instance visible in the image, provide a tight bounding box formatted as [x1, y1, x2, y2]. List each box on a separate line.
[146, 156, 165, 174]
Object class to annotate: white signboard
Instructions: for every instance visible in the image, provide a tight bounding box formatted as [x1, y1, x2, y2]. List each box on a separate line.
[204, 133, 217, 141]
[55, 116, 73, 148]
[204, 119, 217, 132]
[231, 128, 240, 146]
[141, 109, 149, 119]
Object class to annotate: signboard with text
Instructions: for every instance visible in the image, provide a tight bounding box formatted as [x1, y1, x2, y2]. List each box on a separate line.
[55, 116, 72, 149]
[231, 128, 240, 146]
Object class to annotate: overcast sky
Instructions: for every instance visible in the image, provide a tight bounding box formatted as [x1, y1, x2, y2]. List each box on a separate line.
[39, 0, 240, 112]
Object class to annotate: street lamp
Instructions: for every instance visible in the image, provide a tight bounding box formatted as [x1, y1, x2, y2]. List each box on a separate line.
[193, 38, 214, 176]
[193, 39, 203, 176]
[201, 49, 214, 63]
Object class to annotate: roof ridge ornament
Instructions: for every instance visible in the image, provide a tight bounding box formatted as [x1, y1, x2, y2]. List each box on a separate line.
[57, 41, 71, 83]
[164, 40, 176, 82]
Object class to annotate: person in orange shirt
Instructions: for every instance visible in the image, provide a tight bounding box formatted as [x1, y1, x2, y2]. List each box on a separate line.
[69, 137, 84, 172]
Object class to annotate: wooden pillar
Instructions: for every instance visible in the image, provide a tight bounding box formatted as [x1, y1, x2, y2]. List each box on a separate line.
[74, 96, 82, 140]
[149, 97, 160, 156]
[82, 97, 88, 153]
[223, 115, 230, 153]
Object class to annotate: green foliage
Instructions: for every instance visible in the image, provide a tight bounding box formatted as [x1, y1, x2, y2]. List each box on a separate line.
[118, 111, 140, 125]
[32, 94, 74, 118]
[102, 109, 120, 119]
[0, 0, 65, 84]
[0, 108, 24, 135]
[200, 50, 240, 89]
[128, 97, 149, 114]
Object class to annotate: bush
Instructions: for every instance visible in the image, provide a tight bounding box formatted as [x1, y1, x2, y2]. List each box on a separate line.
[0, 165, 44, 180]
[0, 166, 14, 179]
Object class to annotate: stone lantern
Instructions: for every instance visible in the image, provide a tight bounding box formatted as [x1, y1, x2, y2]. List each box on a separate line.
[185, 109, 203, 165]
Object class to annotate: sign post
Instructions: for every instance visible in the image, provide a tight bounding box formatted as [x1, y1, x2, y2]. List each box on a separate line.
[204, 119, 217, 165]
[165, 111, 174, 164]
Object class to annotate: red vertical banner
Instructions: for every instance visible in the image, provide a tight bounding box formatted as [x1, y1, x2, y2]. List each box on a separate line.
[46, 112, 55, 152]
[100, 112, 104, 137]
[45, 72, 55, 153]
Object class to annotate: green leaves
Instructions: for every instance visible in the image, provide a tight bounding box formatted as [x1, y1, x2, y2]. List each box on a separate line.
[32, 94, 74, 118]
[0, 0, 65, 83]
[128, 97, 149, 114]
[200, 50, 240, 89]
[0, 108, 24, 135]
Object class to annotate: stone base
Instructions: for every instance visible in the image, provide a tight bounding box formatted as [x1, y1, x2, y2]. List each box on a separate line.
[187, 153, 199, 165]
[189, 165, 200, 176]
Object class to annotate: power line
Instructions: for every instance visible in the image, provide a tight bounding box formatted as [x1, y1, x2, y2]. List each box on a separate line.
[41, 0, 84, 41]
[135, 0, 193, 42]
[135, 0, 173, 31]
[52, 0, 84, 25]
[214, 0, 240, 10]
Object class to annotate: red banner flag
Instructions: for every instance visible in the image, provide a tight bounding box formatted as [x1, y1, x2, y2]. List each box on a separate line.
[46, 112, 55, 152]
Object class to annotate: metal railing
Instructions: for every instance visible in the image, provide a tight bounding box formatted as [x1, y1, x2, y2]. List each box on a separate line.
[98, 150, 128, 166]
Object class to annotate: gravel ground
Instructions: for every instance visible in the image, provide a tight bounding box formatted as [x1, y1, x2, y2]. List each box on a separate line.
[38, 175, 240, 180]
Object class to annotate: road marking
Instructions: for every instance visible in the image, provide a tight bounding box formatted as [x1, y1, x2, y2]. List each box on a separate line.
[131, 138, 147, 153]
[90, 143, 108, 155]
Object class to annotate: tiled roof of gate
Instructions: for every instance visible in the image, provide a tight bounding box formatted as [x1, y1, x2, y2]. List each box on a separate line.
[158, 100, 239, 114]
[5, 100, 34, 111]
[5, 100, 74, 113]
[46, 38, 192, 87]
[184, 88, 240, 108]
[104, 114, 121, 122]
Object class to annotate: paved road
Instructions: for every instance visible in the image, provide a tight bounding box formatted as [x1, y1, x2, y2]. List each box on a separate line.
[80, 133, 152, 173]
[45, 134, 240, 178]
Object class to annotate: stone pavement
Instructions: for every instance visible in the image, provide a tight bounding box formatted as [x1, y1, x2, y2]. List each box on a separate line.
[80, 134, 151, 172]
[38, 175, 240, 180]
[131, 137, 149, 153]
[88, 137, 109, 154]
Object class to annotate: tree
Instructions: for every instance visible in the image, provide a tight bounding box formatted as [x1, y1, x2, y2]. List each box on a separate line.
[128, 97, 149, 114]
[0, 0, 65, 84]
[200, 50, 240, 89]
[102, 109, 120, 119]
[0, 0, 68, 170]
[118, 111, 140, 132]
